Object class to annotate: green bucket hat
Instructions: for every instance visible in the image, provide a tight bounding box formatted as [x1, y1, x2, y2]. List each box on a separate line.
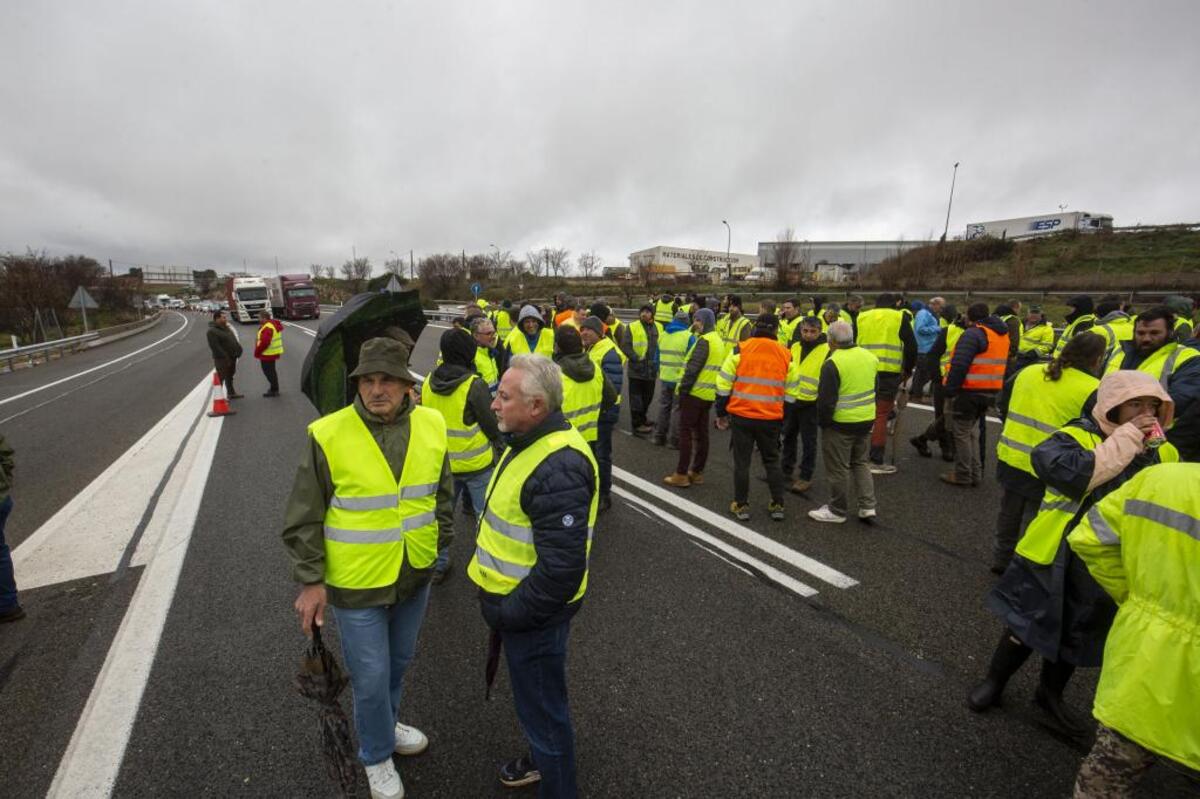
[350, 337, 417, 382]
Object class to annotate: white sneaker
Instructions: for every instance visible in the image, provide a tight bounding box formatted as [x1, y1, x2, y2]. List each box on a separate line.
[808, 505, 847, 524]
[365, 758, 404, 799]
[868, 463, 898, 475]
[394, 722, 429, 756]
[858, 508, 877, 520]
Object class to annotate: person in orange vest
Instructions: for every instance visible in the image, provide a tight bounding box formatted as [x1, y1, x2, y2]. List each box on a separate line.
[254, 310, 285, 397]
[714, 314, 792, 522]
[941, 303, 1010, 486]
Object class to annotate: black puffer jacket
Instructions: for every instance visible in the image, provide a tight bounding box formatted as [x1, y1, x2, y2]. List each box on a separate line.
[478, 411, 597, 632]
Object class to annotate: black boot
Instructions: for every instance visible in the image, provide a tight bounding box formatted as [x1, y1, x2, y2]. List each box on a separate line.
[910, 436, 932, 458]
[968, 631, 1031, 712]
[1034, 660, 1090, 738]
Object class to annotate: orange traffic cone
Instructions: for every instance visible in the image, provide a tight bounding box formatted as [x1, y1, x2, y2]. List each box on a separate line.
[207, 370, 236, 417]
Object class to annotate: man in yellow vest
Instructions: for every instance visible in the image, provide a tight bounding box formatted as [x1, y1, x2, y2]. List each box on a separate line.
[665, 308, 725, 487]
[505, 305, 554, 358]
[653, 292, 677, 324]
[284, 337, 454, 799]
[1068, 462, 1200, 797]
[781, 317, 827, 494]
[855, 293, 918, 473]
[1018, 304, 1055, 361]
[554, 325, 617, 457]
[809, 321, 878, 523]
[777, 298, 803, 346]
[469, 316, 502, 395]
[470, 354, 597, 795]
[1163, 294, 1195, 341]
[653, 310, 693, 447]
[423, 328, 504, 583]
[620, 304, 664, 435]
[1109, 305, 1200, 461]
[580, 312, 623, 510]
[492, 299, 515, 341]
[910, 305, 963, 462]
[254, 310, 284, 397]
[715, 295, 752, 350]
[1052, 295, 1096, 359]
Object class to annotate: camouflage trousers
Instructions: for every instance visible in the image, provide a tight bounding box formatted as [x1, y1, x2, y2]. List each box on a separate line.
[1074, 725, 1156, 798]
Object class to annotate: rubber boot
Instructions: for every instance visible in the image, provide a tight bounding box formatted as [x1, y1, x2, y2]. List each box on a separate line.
[1034, 659, 1090, 738]
[967, 631, 1031, 712]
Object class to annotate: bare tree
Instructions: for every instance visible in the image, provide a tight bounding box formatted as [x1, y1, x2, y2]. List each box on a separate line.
[383, 258, 404, 278]
[309, 263, 325, 279]
[323, 264, 336, 280]
[419, 252, 468, 297]
[773, 228, 805, 290]
[577, 250, 603, 280]
[340, 257, 372, 292]
[545, 247, 571, 278]
[526, 249, 546, 277]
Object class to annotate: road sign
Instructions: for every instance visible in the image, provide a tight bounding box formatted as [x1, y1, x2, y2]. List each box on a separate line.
[68, 286, 99, 310]
[383, 275, 403, 293]
[470, 282, 482, 297]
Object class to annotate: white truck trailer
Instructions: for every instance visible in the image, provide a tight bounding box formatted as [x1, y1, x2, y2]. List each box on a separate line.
[224, 276, 271, 323]
[965, 211, 1112, 241]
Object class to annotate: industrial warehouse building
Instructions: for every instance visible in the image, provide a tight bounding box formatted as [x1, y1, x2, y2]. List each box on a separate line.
[628, 245, 758, 282]
[757, 239, 931, 284]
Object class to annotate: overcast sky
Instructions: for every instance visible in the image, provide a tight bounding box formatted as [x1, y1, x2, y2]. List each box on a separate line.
[2, 1, 1197, 276]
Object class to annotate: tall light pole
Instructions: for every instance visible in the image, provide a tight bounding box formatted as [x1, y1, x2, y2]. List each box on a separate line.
[722, 219, 732, 280]
[941, 162, 960, 242]
[490, 243, 501, 275]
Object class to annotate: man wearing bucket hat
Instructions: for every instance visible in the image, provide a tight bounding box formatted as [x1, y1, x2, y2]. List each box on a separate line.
[283, 337, 455, 799]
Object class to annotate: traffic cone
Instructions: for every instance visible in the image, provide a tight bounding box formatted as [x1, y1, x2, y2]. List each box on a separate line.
[207, 370, 236, 417]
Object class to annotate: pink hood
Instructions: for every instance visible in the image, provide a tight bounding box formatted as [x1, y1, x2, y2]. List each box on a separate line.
[1091, 370, 1174, 435]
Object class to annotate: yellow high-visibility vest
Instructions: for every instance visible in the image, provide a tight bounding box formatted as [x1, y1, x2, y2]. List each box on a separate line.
[828, 346, 878, 423]
[685, 330, 726, 401]
[996, 366, 1098, 476]
[856, 308, 904, 374]
[475, 347, 499, 393]
[561, 367, 604, 442]
[308, 405, 446, 589]
[658, 329, 691, 384]
[420, 375, 494, 474]
[788, 341, 829, 403]
[259, 322, 284, 357]
[505, 326, 553, 357]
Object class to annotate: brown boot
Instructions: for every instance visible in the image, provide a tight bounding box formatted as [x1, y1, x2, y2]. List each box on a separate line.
[939, 472, 976, 487]
[789, 478, 812, 494]
[687, 471, 704, 485]
[663, 473, 691, 488]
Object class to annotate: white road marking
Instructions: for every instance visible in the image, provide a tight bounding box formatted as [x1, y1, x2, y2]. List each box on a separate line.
[13, 374, 213, 588]
[613, 466, 858, 589]
[687, 539, 755, 577]
[47, 377, 225, 798]
[614, 487, 818, 597]
[0, 311, 191, 406]
[906, 401, 1002, 425]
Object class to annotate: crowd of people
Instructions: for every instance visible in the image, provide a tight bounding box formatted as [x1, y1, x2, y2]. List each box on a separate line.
[280, 287, 1199, 798]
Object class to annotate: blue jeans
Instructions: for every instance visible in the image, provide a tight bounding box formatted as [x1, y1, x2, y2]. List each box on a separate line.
[436, 467, 492, 572]
[503, 620, 577, 798]
[595, 409, 618, 497]
[332, 583, 431, 765]
[0, 496, 16, 613]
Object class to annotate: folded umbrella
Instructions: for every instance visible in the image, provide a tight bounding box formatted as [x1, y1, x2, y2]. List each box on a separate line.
[294, 626, 359, 798]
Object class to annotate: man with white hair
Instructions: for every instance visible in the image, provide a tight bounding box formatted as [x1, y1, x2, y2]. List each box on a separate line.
[810, 321, 879, 523]
[910, 296, 945, 401]
[469, 354, 598, 796]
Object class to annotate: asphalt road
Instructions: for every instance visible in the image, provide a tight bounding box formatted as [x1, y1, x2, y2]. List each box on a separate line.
[1, 314, 1196, 798]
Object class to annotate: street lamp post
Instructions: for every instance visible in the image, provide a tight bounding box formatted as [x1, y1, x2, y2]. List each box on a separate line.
[490, 243, 501, 276]
[941, 162, 960, 242]
[722, 220, 732, 280]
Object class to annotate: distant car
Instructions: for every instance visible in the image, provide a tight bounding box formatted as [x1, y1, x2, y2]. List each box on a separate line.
[168, 299, 186, 309]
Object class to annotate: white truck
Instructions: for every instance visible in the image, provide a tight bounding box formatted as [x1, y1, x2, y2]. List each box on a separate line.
[965, 211, 1113, 241]
[224, 276, 271, 323]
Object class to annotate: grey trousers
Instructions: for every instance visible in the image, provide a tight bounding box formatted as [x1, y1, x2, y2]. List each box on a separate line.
[820, 428, 876, 517]
[951, 393, 992, 483]
[654, 381, 681, 445]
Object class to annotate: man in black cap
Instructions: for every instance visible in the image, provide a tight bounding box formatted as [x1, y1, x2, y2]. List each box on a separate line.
[620, 304, 663, 435]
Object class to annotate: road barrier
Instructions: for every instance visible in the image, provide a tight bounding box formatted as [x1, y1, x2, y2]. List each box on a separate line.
[0, 312, 166, 374]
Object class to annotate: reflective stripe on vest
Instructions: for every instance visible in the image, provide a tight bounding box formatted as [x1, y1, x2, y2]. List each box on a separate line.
[941, 325, 965, 377]
[654, 299, 675, 324]
[720, 338, 790, 420]
[658, 329, 691, 383]
[1016, 425, 1102, 565]
[1052, 314, 1095, 358]
[420, 374, 495, 474]
[1020, 322, 1055, 358]
[467, 428, 599, 599]
[788, 341, 829, 402]
[856, 308, 904, 373]
[259, 323, 284, 356]
[996, 365, 1099, 476]
[778, 316, 799, 346]
[505, 326, 554, 357]
[561, 366, 605, 442]
[475, 347, 499, 393]
[493, 309, 513, 340]
[1135, 343, 1199, 392]
[629, 320, 663, 360]
[686, 331, 727, 401]
[829, 346, 878, 423]
[961, 326, 1009, 391]
[309, 405, 446, 589]
[717, 315, 750, 348]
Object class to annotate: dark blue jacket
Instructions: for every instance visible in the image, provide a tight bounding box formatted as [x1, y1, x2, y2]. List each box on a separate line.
[944, 317, 1009, 396]
[479, 411, 596, 632]
[597, 344, 624, 423]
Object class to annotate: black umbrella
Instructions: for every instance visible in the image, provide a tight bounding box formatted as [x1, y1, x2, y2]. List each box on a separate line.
[300, 289, 427, 415]
[294, 625, 359, 798]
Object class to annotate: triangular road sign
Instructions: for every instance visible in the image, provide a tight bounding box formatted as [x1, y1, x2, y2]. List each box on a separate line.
[68, 285, 99, 310]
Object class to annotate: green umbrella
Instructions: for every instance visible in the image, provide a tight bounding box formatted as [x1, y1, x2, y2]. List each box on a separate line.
[300, 289, 427, 416]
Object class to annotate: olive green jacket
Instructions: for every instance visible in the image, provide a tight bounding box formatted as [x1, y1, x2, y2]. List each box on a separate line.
[0, 432, 13, 504]
[281, 394, 455, 609]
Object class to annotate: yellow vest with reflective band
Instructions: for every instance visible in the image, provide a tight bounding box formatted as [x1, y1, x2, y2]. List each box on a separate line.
[716, 314, 750, 349]
[788, 341, 829, 403]
[654, 299, 675, 324]
[1017, 425, 1178, 565]
[1173, 316, 1191, 338]
[1020, 321, 1055, 359]
[561, 367, 604, 442]
[778, 316, 800, 346]
[1066, 462, 1200, 772]
[685, 330, 726, 401]
[493, 309, 514, 340]
[609, 318, 623, 345]
[658, 329, 691, 383]
[839, 309, 853, 326]
[941, 325, 966, 377]
[1133, 342, 1200, 394]
[997, 365, 1099, 476]
[505, 326, 554, 357]
[259, 322, 284, 357]
[309, 405, 445, 589]
[829, 346, 878, 423]
[1052, 314, 1096, 358]
[628, 320, 664, 360]
[420, 375, 494, 474]
[1097, 317, 1136, 373]
[587, 336, 623, 405]
[855, 308, 904, 373]
[475, 347, 499, 393]
[467, 428, 598, 600]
